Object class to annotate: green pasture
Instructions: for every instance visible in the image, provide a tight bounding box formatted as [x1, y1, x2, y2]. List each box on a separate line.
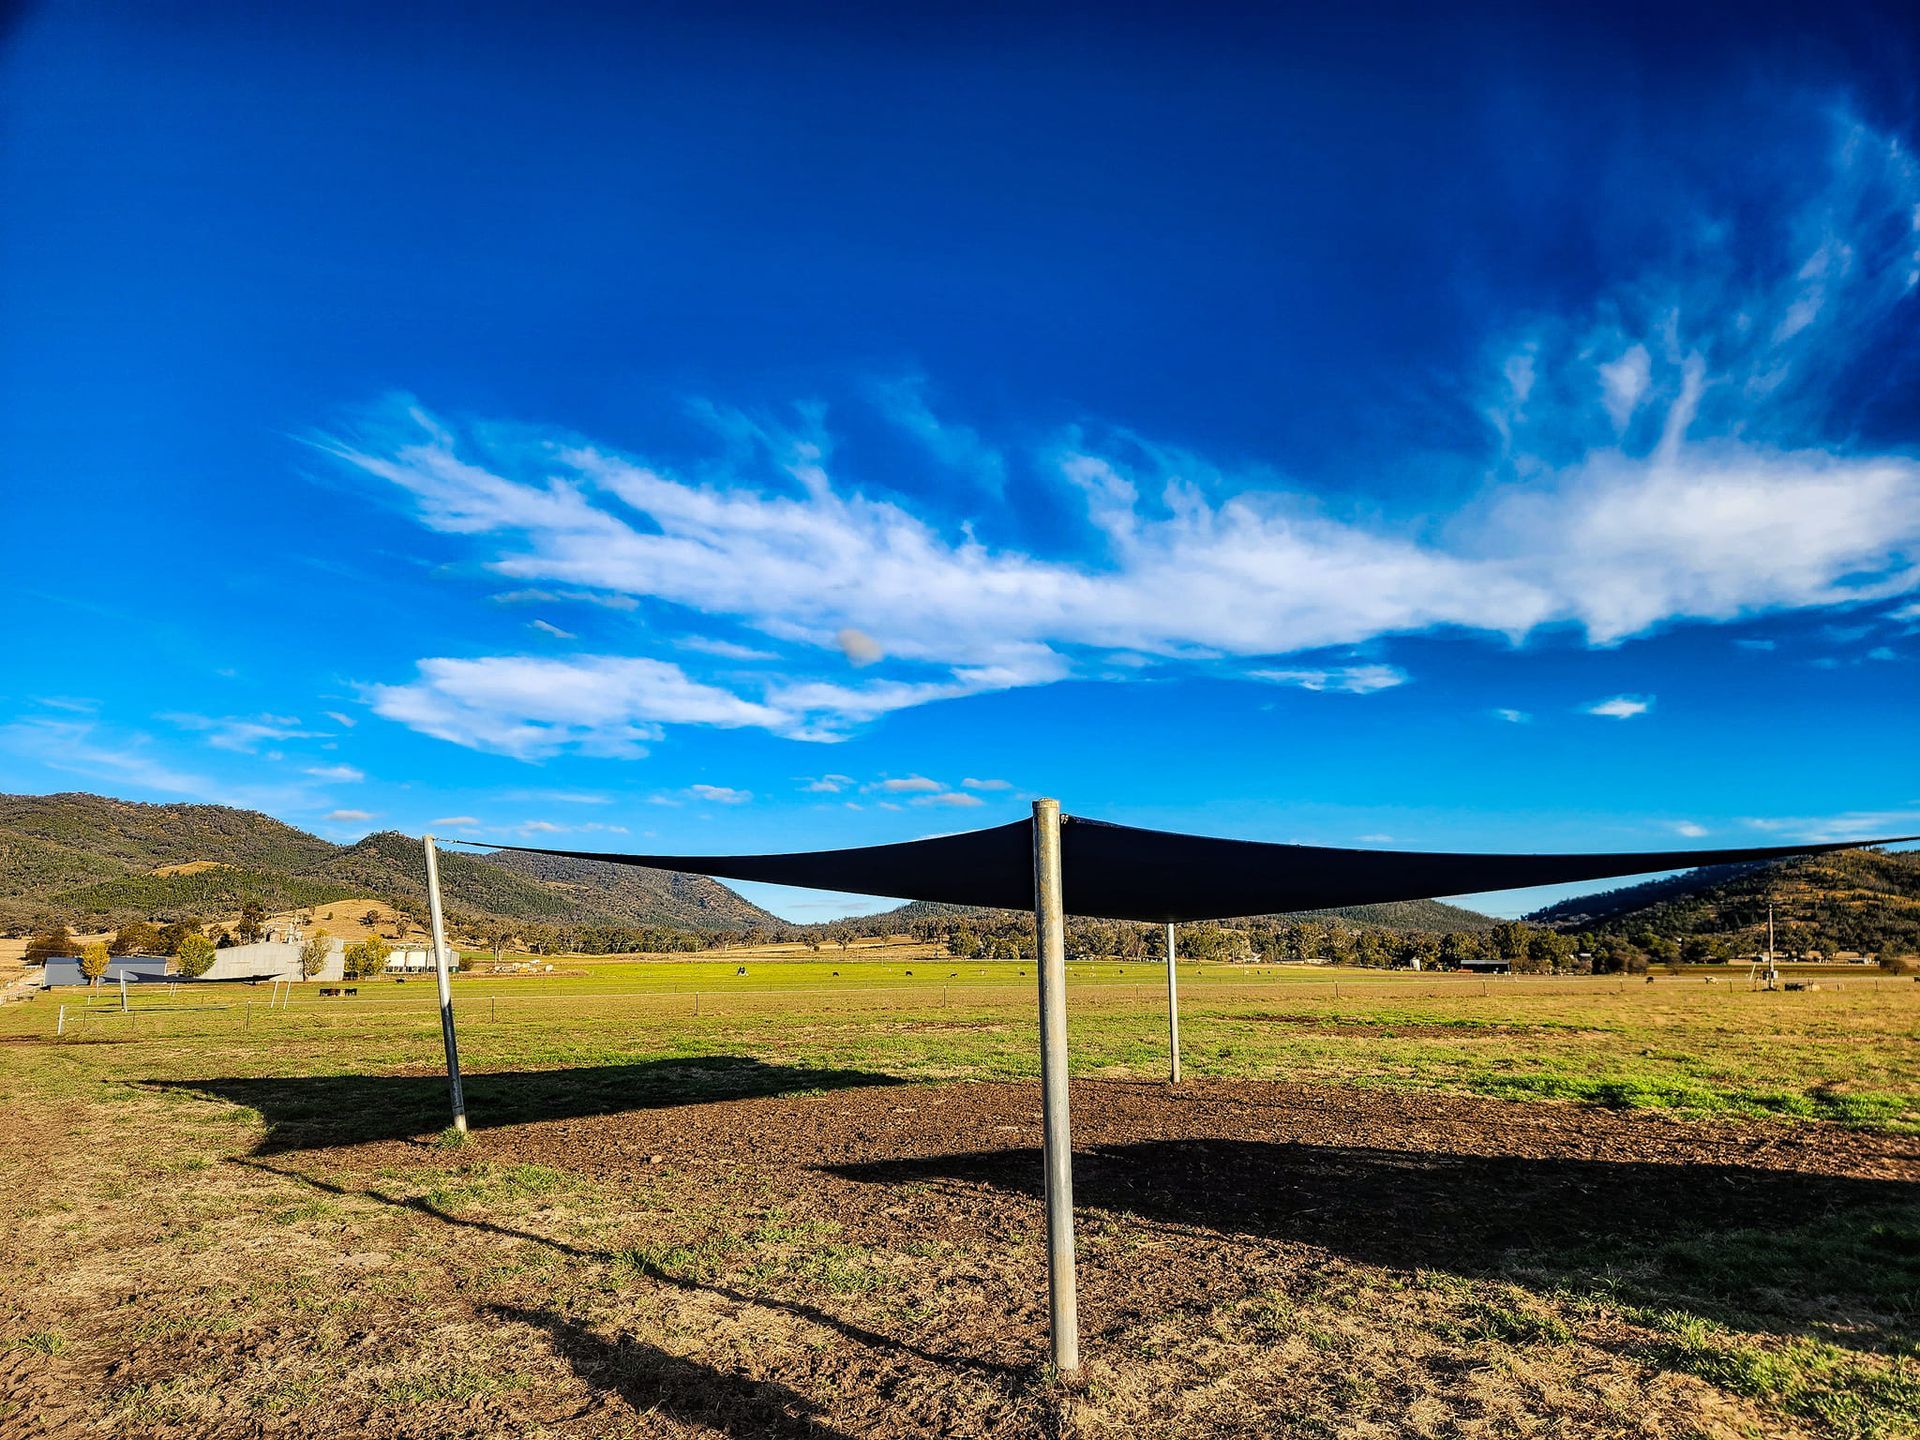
[6, 962, 1916, 1133]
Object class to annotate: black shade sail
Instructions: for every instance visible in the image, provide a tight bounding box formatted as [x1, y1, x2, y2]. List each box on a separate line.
[478, 815, 1917, 924]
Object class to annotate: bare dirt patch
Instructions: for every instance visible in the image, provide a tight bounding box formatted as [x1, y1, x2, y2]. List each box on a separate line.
[7, 1074, 1913, 1439]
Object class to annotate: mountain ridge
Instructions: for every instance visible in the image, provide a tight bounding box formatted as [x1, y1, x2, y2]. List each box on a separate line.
[0, 792, 779, 937]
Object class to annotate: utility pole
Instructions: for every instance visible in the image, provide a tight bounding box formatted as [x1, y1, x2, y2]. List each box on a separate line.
[1031, 799, 1079, 1375]
[423, 835, 468, 1133]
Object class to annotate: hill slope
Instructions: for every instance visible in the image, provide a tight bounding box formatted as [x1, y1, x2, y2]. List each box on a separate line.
[838, 895, 1497, 935]
[0, 792, 780, 937]
[1528, 848, 1920, 955]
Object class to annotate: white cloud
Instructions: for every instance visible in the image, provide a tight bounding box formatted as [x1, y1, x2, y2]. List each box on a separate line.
[1671, 820, 1709, 838]
[914, 791, 985, 807]
[1743, 810, 1920, 842]
[868, 374, 1007, 494]
[530, 619, 576, 640]
[323, 112, 1920, 758]
[326, 809, 376, 823]
[429, 815, 483, 828]
[874, 775, 943, 793]
[1492, 708, 1531, 724]
[305, 764, 365, 783]
[324, 710, 358, 727]
[0, 716, 313, 812]
[1598, 344, 1652, 430]
[688, 784, 751, 804]
[1250, 664, 1409, 695]
[165, 712, 329, 753]
[803, 774, 854, 793]
[679, 636, 778, 661]
[363, 655, 788, 759]
[491, 587, 638, 611]
[1583, 695, 1653, 719]
[961, 777, 1012, 790]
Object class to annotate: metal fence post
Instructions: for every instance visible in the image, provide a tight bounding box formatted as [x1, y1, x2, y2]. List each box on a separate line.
[423, 835, 468, 1133]
[1165, 922, 1181, 1085]
[1031, 799, 1080, 1375]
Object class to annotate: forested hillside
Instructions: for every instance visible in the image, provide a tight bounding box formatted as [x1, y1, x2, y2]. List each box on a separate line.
[1530, 848, 1920, 956]
[0, 793, 780, 938]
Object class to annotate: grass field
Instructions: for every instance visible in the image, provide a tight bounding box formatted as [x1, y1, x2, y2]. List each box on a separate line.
[2, 956, 1916, 1438]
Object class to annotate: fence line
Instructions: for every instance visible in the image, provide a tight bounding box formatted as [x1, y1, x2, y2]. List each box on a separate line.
[39, 970, 1912, 1041]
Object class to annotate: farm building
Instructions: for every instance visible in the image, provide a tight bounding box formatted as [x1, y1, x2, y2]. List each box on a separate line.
[40, 956, 172, 987]
[1457, 955, 1511, 974]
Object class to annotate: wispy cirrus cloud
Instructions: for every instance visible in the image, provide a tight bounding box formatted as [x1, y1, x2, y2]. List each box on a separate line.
[1250, 664, 1408, 695]
[687, 783, 751, 804]
[1743, 810, 1920, 843]
[164, 712, 330, 753]
[322, 110, 1920, 761]
[1583, 695, 1654, 720]
[2, 715, 321, 813]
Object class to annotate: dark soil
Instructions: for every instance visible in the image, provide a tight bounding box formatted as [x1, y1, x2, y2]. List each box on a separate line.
[7, 1078, 1917, 1439]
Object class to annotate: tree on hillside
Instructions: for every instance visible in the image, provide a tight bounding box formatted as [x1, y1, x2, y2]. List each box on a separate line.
[299, 928, 331, 979]
[1491, 920, 1533, 963]
[79, 940, 111, 987]
[236, 900, 267, 945]
[1519, 929, 1577, 974]
[158, 920, 201, 956]
[1439, 931, 1487, 969]
[1289, 920, 1327, 962]
[208, 924, 233, 948]
[176, 934, 217, 979]
[23, 925, 77, 966]
[108, 921, 163, 957]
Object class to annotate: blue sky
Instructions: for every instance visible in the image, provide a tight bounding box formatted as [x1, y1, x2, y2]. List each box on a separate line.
[3, 2, 1918, 921]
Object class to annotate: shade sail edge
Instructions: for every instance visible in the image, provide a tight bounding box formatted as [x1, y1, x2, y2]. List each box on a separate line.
[461, 816, 1919, 924]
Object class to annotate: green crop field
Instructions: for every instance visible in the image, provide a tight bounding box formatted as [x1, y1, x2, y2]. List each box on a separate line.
[2, 960, 1916, 1439]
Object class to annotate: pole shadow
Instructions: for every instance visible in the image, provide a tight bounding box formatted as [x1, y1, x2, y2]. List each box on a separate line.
[825, 1137, 1920, 1353]
[490, 1303, 857, 1439]
[150, 1056, 903, 1152]
[235, 1158, 1018, 1378]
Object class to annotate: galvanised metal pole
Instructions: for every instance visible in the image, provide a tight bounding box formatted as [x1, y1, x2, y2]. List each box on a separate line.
[1165, 922, 1181, 1085]
[1031, 798, 1079, 1375]
[423, 835, 468, 1133]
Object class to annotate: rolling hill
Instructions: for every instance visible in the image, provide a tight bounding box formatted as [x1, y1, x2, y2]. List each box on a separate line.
[0, 792, 779, 937]
[1528, 847, 1920, 955]
[838, 895, 1498, 935]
